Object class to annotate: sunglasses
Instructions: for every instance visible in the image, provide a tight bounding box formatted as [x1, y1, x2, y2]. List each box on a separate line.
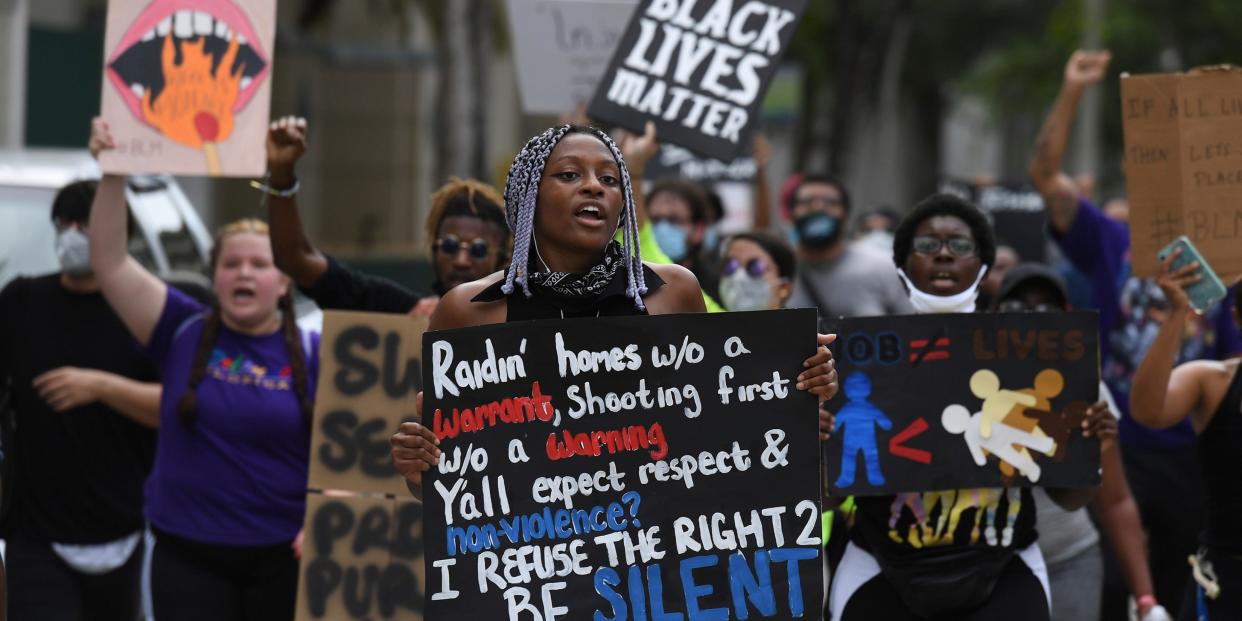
[722, 257, 770, 278]
[912, 235, 976, 257]
[997, 299, 1061, 313]
[435, 235, 491, 260]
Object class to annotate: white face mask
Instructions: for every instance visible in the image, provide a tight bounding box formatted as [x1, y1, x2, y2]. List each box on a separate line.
[896, 267, 988, 314]
[719, 271, 775, 312]
[56, 227, 92, 277]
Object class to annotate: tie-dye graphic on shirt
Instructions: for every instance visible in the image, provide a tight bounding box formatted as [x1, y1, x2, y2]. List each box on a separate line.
[207, 348, 292, 390]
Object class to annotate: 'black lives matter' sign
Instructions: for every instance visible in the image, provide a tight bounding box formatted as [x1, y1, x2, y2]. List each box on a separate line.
[588, 0, 806, 160]
[422, 310, 821, 621]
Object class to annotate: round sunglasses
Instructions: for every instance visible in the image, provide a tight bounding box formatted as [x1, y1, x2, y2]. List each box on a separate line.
[434, 235, 491, 260]
[722, 257, 771, 278]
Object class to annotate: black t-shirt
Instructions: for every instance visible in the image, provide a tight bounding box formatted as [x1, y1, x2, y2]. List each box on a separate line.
[0, 274, 158, 543]
[1200, 367, 1242, 553]
[301, 254, 426, 314]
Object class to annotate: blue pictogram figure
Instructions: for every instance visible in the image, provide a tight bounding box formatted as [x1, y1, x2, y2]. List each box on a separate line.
[835, 372, 892, 488]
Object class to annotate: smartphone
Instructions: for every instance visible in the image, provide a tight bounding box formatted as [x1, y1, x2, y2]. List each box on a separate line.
[1157, 236, 1227, 314]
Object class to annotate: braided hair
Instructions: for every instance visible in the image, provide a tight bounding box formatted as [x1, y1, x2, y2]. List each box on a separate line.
[176, 219, 313, 429]
[500, 124, 648, 310]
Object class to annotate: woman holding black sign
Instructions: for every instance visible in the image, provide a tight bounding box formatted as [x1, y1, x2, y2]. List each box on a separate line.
[826, 194, 1115, 621]
[391, 123, 838, 487]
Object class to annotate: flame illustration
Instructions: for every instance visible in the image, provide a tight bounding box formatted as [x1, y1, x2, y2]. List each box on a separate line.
[141, 33, 244, 171]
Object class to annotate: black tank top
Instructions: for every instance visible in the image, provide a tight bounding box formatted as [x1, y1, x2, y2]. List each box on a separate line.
[470, 265, 665, 321]
[1198, 363, 1242, 553]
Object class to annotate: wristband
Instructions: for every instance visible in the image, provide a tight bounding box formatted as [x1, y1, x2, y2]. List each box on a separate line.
[1137, 594, 1157, 609]
[249, 173, 299, 198]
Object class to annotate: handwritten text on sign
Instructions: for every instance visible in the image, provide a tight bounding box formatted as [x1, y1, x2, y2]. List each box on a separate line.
[422, 310, 821, 621]
[1121, 70, 1242, 279]
[588, 0, 807, 160]
[823, 312, 1101, 496]
[307, 312, 426, 496]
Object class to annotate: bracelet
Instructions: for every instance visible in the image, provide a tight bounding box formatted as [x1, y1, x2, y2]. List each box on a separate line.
[249, 173, 300, 198]
[1137, 593, 1157, 609]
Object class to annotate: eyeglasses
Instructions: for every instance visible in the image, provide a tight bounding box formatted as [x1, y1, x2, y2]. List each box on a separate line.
[722, 257, 770, 278]
[435, 235, 491, 260]
[911, 235, 976, 257]
[997, 299, 1062, 313]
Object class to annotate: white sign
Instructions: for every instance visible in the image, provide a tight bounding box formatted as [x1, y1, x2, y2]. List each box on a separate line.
[505, 0, 638, 115]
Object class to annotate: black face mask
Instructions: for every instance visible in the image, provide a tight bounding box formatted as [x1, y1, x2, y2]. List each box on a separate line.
[795, 212, 843, 249]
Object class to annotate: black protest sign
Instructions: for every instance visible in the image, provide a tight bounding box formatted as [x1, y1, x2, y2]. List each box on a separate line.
[422, 310, 822, 621]
[295, 493, 426, 621]
[587, 0, 807, 160]
[307, 311, 426, 496]
[823, 312, 1100, 496]
[939, 178, 1048, 263]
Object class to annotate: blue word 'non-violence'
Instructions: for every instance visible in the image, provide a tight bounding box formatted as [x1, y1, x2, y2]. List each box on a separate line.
[448, 502, 632, 555]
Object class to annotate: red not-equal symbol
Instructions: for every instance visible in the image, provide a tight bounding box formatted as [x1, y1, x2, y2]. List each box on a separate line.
[889, 417, 933, 464]
[908, 336, 951, 363]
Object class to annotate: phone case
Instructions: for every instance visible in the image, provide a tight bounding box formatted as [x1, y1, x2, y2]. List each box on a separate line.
[1157, 236, 1228, 313]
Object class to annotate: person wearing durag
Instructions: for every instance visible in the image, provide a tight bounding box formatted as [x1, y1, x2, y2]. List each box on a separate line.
[391, 124, 840, 491]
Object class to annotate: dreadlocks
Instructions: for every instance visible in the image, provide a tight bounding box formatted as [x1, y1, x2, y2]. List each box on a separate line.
[500, 124, 648, 310]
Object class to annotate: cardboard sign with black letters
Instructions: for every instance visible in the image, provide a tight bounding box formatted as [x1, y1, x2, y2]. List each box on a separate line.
[587, 0, 807, 160]
[422, 310, 822, 621]
[296, 493, 426, 621]
[822, 312, 1100, 496]
[296, 311, 428, 621]
[306, 311, 426, 497]
[1121, 69, 1242, 279]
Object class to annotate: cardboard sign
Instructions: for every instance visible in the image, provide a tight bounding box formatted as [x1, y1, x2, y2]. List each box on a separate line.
[98, 0, 275, 176]
[939, 178, 1048, 263]
[506, 0, 638, 115]
[307, 312, 427, 497]
[422, 310, 822, 621]
[295, 493, 426, 621]
[823, 312, 1101, 496]
[587, 0, 807, 160]
[1121, 69, 1242, 279]
[645, 143, 757, 182]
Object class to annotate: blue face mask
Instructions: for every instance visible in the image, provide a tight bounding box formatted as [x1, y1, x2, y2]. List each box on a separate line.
[794, 212, 841, 249]
[652, 220, 690, 262]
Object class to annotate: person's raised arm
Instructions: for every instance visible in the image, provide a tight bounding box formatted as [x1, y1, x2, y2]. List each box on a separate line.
[1028, 50, 1110, 235]
[88, 118, 168, 346]
[616, 121, 658, 230]
[752, 132, 772, 231]
[266, 116, 328, 290]
[1130, 249, 1210, 429]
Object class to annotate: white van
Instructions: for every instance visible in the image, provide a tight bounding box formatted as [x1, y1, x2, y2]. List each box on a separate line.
[0, 148, 213, 293]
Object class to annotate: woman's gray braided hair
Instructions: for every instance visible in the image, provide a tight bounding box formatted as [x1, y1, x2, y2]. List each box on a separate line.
[500, 124, 648, 310]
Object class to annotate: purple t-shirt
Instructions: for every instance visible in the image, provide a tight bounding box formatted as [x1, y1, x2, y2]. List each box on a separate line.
[1053, 198, 1242, 448]
[144, 287, 318, 545]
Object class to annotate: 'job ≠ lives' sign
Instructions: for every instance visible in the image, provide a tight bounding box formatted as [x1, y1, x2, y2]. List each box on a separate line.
[588, 0, 806, 160]
[422, 310, 822, 621]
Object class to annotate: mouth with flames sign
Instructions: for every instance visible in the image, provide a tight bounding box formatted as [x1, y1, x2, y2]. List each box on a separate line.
[106, 0, 269, 171]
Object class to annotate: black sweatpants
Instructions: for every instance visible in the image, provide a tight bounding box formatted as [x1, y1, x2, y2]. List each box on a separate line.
[150, 528, 298, 621]
[5, 536, 143, 621]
